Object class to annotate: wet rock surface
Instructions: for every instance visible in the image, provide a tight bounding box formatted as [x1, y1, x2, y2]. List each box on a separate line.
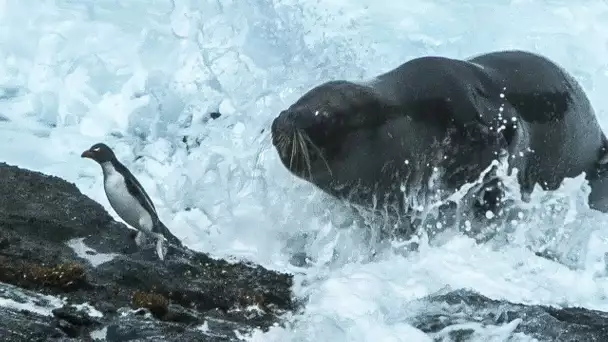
[0, 162, 293, 341]
[408, 288, 608, 341]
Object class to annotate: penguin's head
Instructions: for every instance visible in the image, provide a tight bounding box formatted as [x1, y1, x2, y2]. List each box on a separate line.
[81, 143, 116, 163]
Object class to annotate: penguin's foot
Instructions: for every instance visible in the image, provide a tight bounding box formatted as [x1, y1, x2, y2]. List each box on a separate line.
[155, 236, 167, 261]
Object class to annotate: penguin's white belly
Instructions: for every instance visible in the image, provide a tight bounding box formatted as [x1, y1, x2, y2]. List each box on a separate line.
[103, 170, 153, 233]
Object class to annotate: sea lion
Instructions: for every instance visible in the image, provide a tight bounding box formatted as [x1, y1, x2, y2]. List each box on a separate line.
[270, 50, 608, 236]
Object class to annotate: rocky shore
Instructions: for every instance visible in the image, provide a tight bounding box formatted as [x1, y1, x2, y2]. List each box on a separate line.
[0, 162, 293, 341]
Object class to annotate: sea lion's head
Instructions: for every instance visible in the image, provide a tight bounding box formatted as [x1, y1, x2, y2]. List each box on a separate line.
[271, 81, 400, 182]
[270, 80, 445, 214]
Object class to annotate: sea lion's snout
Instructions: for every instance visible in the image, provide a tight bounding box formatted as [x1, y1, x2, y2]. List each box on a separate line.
[271, 112, 291, 146]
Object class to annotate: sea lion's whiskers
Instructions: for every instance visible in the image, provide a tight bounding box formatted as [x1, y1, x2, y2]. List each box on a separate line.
[280, 133, 292, 152]
[275, 134, 287, 157]
[302, 133, 333, 177]
[289, 132, 297, 170]
[254, 128, 273, 170]
[277, 132, 288, 146]
[296, 131, 313, 179]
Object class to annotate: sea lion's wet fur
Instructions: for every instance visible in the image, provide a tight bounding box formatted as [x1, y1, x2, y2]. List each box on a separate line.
[271, 50, 608, 237]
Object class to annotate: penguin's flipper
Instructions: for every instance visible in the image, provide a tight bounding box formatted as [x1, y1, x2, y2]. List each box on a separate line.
[119, 164, 159, 217]
[154, 219, 183, 247]
[120, 168, 183, 248]
[155, 237, 166, 260]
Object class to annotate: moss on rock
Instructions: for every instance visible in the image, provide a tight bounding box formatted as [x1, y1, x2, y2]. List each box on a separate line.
[132, 290, 169, 318]
[0, 258, 88, 292]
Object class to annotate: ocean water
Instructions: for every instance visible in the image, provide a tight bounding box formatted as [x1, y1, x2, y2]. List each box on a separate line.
[3, 0, 608, 340]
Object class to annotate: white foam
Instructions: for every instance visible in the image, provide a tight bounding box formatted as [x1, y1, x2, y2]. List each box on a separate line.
[90, 327, 108, 341]
[66, 238, 119, 267]
[73, 302, 104, 318]
[196, 321, 210, 332]
[0, 283, 65, 317]
[0, 296, 57, 317]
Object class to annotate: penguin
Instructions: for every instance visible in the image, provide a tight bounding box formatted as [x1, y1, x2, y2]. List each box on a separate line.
[81, 142, 182, 260]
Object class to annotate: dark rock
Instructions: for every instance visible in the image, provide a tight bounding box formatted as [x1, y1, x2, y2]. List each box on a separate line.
[408, 288, 608, 341]
[52, 305, 101, 327]
[0, 162, 294, 341]
[95, 301, 117, 314]
[0, 284, 238, 342]
[0, 305, 66, 341]
[209, 112, 221, 120]
[55, 319, 80, 338]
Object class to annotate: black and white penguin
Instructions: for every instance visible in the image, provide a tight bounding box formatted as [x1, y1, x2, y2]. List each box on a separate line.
[81, 142, 182, 260]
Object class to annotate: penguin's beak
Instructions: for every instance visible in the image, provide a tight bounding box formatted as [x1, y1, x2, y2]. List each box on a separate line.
[81, 150, 94, 159]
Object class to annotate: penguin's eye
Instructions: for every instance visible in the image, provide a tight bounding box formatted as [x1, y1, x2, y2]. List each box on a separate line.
[93, 147, 100, 152]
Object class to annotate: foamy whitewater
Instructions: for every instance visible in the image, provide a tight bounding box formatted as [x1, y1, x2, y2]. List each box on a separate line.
[3, 0, 608, 340]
